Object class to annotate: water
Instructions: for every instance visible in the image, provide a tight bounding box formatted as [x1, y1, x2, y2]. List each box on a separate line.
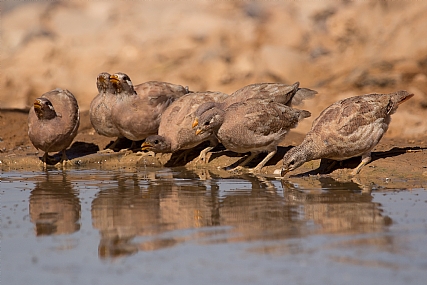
[1, 168, 427, 284]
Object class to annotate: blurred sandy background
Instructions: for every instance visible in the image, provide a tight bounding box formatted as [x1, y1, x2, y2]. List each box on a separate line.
[1, 0, 427, 137]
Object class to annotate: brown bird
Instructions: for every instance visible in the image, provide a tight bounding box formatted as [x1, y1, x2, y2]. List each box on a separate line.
[281, 91, 414, 176]
[141, 91, 229, 163]
[89, 72, 123, 150]
[192, 82, 317, 127]
[110, 73, 190, 146]
[226, 81, 317, 107]
[28, 88, 80, 167]
[194, 98, 311, 173]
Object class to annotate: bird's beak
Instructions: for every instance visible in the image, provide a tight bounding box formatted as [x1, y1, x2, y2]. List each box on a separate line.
[140, 141, 152, 150]
[399, 93, 414, 105]
[280, 167, 289, 177]
[192, 118, 198, 129]
[195, 128, 202, 136]
[33, 99, 42, 111]
[109, 74, 119, 84]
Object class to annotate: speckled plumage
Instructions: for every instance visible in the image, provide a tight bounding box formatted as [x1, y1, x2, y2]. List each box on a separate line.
[226, 82, 317, 107]
[281, 91, 414, 176]
[110, 72, 190, 142]
[141, 91, 228, 162]
[195, 98, 311, 172]
[89, 72, 122, 138]
[28, 88, 80, 166]
[193, 82, 316, 131]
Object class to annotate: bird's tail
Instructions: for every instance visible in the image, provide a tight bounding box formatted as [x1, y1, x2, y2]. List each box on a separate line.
[298, 110, 311, 121]
[290, 87, 318, 106]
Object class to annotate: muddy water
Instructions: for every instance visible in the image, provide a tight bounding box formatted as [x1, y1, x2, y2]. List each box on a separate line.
[2, 167, 427, 284]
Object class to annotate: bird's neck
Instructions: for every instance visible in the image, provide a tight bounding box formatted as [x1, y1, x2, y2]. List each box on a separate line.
[118, 90, 137, 99]
[163, 139, 173, 153]
[36, 109, 57, 120]
[298, 138, 319, 161]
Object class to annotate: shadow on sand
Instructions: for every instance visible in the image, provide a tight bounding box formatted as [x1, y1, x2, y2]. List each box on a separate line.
[286, 146, 427, 177]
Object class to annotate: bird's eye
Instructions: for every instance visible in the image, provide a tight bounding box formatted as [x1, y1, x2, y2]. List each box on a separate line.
[203, 121, 210, 126]
[154, 140, 159, 144]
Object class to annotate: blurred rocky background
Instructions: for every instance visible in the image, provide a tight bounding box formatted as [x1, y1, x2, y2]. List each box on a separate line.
[2, 0, 427, 137]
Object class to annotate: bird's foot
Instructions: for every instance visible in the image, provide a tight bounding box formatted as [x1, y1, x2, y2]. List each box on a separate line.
[41, 154, 58, 168]
[98, 148, 115, 154]
[194, 152, 212, 165]
[247, 166, 263, 174]
[119, 149, 133, 155]
[143, 150, 156, 157]
[229, 166, 247, 173]
[45, 155, 57, 165]
[60, 159, 69, 168]
[135, 150, 149, 156]
[58, 151, 69, 168]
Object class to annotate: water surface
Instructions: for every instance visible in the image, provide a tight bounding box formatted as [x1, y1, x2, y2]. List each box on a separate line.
[2, 168, 427, 284]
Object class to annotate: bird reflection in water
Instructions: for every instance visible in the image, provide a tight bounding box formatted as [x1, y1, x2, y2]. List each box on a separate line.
[281, 177, 392, 235]
[90, 169, 299, 259]
[29, 171, 81, 236]
[92, 170, 209, 259]
[90, 168, 393, 259]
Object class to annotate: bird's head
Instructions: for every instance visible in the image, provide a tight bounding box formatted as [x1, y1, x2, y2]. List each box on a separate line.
[33, 98, 57, 120]
[96, 72, 111, 93]
[110, 73, 135, 95]
[281, 146, 307, 176]
[194, 109, 224, 136]
[141, 135, 170, 153]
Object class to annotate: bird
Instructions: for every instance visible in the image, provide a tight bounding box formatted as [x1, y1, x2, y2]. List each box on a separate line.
[226, 81, 317, 107]
[109, 72, 190, 148]
[28, 88, 80, 167]
[89, 72, 124, 151]
[141, 91, 229, 164]
[194, 98, 311, 173]
[192, 82, 317, 128]
[281, 91, 414, 176]
[190, 82, 316, 162]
